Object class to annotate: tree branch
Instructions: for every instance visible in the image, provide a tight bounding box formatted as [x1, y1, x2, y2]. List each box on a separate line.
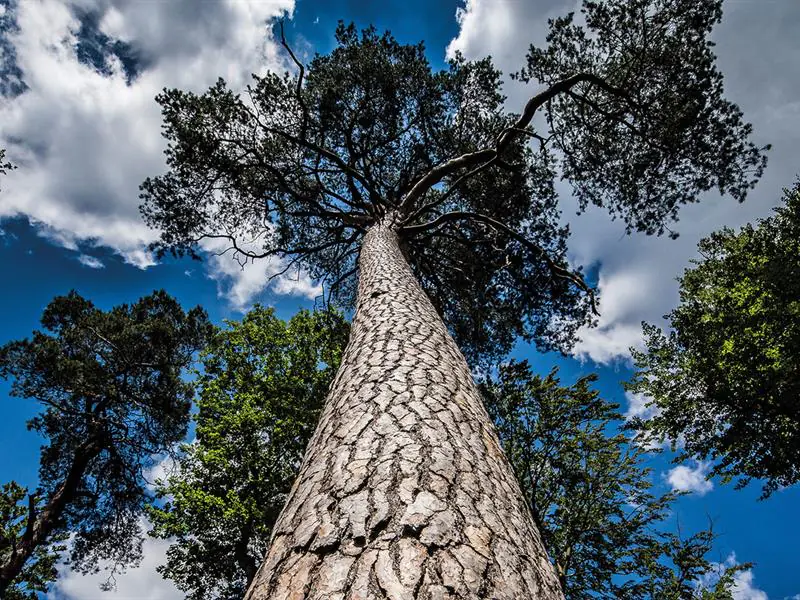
[22, 494, 36, 543]
[398, 72, 635, 218]
[399, 149, 496, 215]
[243, 106, 380, 205]
[402, 211, 599, 315]
[402, 155, 498, 226]
[278, 20, 310, 140]
[499, 72, 633, 149]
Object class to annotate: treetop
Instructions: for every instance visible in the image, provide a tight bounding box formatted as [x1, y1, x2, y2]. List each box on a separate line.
[141, 1, 767, 362]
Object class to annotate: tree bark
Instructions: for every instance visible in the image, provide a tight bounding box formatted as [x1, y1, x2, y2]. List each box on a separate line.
[245, 221, 564, 599]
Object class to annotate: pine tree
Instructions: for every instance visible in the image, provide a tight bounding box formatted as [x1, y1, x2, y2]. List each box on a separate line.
[0, 291, 210, 596]
[140, 2, 767, 596]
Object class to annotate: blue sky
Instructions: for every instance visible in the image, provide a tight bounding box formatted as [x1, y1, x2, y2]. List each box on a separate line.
[1, 0, 799, 598]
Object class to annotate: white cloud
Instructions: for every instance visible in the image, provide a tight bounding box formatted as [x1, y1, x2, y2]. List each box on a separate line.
[699, 553, 768, 600]
[0, 0, 297, 299]
[731, 570, 769, 600]
[48, 519, 181, 600]
[50, 451, 192, 600]
[77, 254, 105, 269]
[143, 454, 178, 492]
[624, 391, 670, 451]
[624, 391, 659, 421]
[202, 236, 322, 311]
[665, 460, 713, 496]
[447, 0, 800, 364]
[447, 0, 579, 68]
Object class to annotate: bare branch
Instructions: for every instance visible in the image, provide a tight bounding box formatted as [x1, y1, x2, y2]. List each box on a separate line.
[402, 211, 599, 315]
[275, 229, 360, 258]
[399, 149, 495, 214]
[239, 101, 380, 205]
[501, 72, 635, 149]
[278, 20, 310, 139]
[323, 263, 359, 303]
[402, 156, 498, 226]
[398, 72, 635, 217]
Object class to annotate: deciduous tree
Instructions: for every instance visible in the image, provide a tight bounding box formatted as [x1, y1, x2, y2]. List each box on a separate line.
[140, 1, 767, 595]
[149, 346, 748, 598]
[148, 307, 348, 600]
[0, 291, 210, 596]
[482, 361, 748, 599]
[0, 483, 64, 600]
[628, 182, 800, 498]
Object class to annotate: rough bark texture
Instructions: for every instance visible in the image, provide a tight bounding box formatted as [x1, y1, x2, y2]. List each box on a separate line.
[245, 222, 564, 599]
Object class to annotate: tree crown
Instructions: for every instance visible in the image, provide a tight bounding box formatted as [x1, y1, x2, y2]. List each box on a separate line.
[482, 360, 749, 598]
[0, 290, 211, 585]
[629, 182, 800, 497]
[141, 0, 766, 362]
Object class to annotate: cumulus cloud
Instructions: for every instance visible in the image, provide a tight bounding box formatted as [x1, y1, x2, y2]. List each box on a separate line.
[447, 0, 579, 68]
[624, 391, 659, 421]
[623, 390, 665, 451]
[47, 452, 192, 599]
[447, 0, 800, 364]
[698, 553, 768, 600]
[623, 390, 685, 452]
[665, 460, 713, 496]
[202, 237, 322, 311]
[142, 454, 179, 492]
[730, 570, 769, 600]
[0, 0, 303, 303]
[48, 519, 181, 600]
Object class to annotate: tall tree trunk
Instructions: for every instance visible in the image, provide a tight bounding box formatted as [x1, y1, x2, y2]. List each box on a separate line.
[245, 221, 564, 599]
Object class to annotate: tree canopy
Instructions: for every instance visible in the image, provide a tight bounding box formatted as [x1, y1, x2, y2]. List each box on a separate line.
[628, 182, 800, 498]
[481, 360, 747, 599]
[141, 0, 767, 365]
[0, 291, 211, 595]
[148, 306, 349, 600]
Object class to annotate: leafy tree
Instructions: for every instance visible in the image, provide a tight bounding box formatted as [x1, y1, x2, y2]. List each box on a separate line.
[148, 306, 349, 600]
[482, 360, 748, 599]
[635, 528, 748, 600]
[149, 343, 748, 599]
[628, 182, 800, 498]
[140, 2, 767, 596]
[0, 291, 211, 596]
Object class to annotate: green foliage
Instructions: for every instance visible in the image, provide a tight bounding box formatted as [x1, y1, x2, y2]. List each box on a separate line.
[0, 291, 211, 593]
[0, 483, 64, 599]
[629, 182, 800, 497]
[141, 1, 766, 366]
[633, 528, 748, 599]
[140, 23, 582, 367]
[148, 306, 349, 600]
[481, 360, 747, 598]
[518, 0, 767, 236]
